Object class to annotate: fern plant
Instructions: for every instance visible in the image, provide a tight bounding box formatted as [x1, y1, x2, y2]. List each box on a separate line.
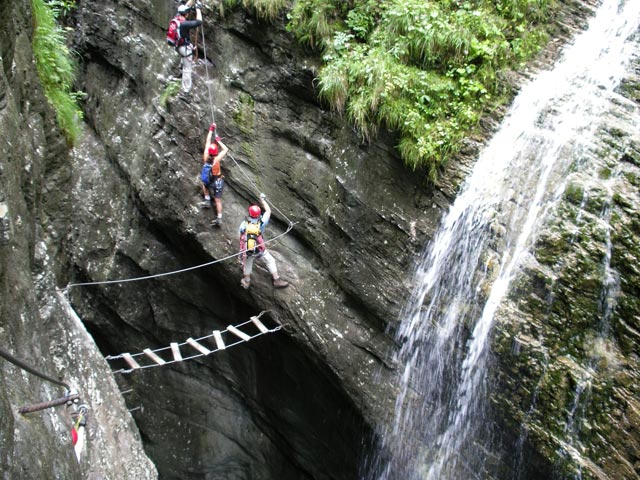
[31, 0, 83, 145]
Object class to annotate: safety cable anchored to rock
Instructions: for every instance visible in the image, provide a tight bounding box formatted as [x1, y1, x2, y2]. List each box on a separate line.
[0, 345, 70, 390]
[106, 311, 281, 373]
[61, 221, 294, 290]
[200, 25, 216, 127]
[198, 22, 294, 224]
[0, 345, 87, 443]
[18, 393, 80, 414]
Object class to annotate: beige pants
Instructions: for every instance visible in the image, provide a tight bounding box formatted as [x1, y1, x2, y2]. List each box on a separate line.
[178, 44, 194, 92]
[244, 251, 277, 277]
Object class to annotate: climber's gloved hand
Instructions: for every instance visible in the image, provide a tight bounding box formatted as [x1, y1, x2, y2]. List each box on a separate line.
[195, 2, 203, 9]
[215, 135, 221, 143]
[209, 122, 216, 132]
[259, 193, 266, 200]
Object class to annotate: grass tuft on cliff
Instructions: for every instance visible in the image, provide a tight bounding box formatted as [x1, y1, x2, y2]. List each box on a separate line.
[222, 0, 288, 21]
[226, 0, 555, 180]
[32, 0, 83, 146]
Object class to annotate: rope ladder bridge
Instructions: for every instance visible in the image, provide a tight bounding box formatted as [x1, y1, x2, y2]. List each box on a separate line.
[105, 311, 281, 374]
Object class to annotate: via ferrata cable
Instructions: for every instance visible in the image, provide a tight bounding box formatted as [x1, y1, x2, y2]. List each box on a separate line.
[198, 23, 293, 225]
[200, 26, 216, 126]
[0, 345, 70, 390]
[62, 223, 295, 290]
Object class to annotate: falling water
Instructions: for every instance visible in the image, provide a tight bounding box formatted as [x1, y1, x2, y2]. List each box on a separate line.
[371, 0, 640, 478]
[554, 174, 622, 479]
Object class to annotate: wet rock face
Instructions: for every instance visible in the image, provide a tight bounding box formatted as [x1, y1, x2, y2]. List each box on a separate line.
[492, 52, 640, 479]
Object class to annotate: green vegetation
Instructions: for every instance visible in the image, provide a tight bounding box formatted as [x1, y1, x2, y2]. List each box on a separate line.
[232, 92, 256, 136]
[227, 0, 555, 180]
[32, 0, 83, 145]
[160, 80, 181, 107]
[45, 0, 77, 16]
[222, 0, 288, 21]
[232, 94, 260, 177]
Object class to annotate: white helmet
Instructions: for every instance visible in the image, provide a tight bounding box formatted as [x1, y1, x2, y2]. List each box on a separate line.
[177, 4, 190, 14]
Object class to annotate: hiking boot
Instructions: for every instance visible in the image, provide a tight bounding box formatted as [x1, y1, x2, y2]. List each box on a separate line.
[272, 278, 289, 289]
[240, 277, 251, 289]
[200, 200, 211, 209]
[212, 217, 222, 227]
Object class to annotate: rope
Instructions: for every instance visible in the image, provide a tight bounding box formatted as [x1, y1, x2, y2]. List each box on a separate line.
[199, 20, 292, 225]
[0, 345, 70, 389]
[226, 152, 294, 223]
[200, 26, 216, 125]
[106, 311, 282, 373]
[61, 221, 295, 289]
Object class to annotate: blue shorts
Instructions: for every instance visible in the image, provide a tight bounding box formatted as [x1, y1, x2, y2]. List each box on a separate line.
[208, 177, 224, 198]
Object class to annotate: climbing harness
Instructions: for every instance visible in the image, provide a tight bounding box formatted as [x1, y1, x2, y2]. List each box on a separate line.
[106, 311, 281, 373]
[244, 220, 263, 255]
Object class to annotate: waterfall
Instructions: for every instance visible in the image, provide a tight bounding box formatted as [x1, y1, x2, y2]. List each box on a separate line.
[370, 0, 640, 478]
[554, 173, 622, 479]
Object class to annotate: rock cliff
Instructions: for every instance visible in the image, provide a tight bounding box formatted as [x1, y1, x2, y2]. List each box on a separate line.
[0, 0, 156, 478]
[60, 1, 451, 478]
[2, 0, 639, 479]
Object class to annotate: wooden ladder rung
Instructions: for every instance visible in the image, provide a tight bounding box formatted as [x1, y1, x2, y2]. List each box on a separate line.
[186, 338, 211, 355]
[250, 316, 269, 334]
[212, 330, 226, 350]
[227, 325, 252, 342]
[170, 342, 182, 362]
[143, 348, 166, 365]
[122, 353, 141, 370]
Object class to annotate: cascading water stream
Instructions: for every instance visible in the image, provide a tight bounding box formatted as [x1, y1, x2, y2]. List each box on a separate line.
[554, 174, 622, 479]
[369, 1, 640, 478]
